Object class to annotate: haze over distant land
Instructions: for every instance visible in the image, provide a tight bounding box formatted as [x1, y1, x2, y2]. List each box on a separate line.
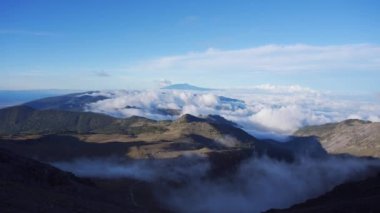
[162, 83, 212, 91]
[0, 90, 81, 109]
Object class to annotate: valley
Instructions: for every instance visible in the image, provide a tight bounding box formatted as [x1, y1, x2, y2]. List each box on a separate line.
[0, 102, 380, 212]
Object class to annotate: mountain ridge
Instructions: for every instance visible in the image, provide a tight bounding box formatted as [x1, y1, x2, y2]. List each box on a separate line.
[0, 106, 378, 212]
[267, 171, 380, 213]
[0, 105, 326, 161]
[0, 148, 165, 212]
[295, 119, 380, 157]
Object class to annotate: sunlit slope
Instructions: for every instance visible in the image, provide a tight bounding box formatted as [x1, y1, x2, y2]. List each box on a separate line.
[295, 119, 380, 157]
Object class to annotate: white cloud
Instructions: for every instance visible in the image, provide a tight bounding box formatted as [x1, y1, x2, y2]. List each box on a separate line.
[52, 155, 380, 213]
[248, 105, 306, 133]
[84, 85, 380, 139]
[164, 156, 380, 213]
[252, 84, 319, 94]
[129, 44, 380, 73]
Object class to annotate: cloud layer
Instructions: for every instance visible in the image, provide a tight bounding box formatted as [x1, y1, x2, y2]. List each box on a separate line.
[164, 156, 380, 213]
[130, 44, 380, 73]
[52, 155, 380, 213]
[84, 86, 380, 138]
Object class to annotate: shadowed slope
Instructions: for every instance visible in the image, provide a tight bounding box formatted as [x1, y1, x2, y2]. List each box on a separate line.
[0, 148, 167, 213]
[0, 106, 327, 160]
[267, 172, 380, 213]
[23, 92, 108, 111]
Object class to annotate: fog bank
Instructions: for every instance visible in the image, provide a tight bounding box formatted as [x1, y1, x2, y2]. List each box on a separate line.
[52, 155, 380, 212]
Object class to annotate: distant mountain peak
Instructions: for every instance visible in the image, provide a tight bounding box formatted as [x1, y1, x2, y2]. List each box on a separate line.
[161, 83, 212, 91]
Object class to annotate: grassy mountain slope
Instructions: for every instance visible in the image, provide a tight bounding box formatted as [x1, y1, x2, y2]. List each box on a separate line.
[0, 105, 326, 160]
[295, 119, 380, 157]
[23, 92, 107, 111]
[0, 105, 116, 135]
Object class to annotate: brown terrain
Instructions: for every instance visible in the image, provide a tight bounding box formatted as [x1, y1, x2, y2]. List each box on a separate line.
[267, 171, 380, 213]
[0, 148, 166, 213]
[295, 119, 380, 157]
[1, 105, 380, 212]
[0, 106, 326, 162]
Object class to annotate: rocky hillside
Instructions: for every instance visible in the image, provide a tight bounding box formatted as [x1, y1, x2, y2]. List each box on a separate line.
[0, 105, 253, 145]
[1, 106, 378, 213]
[267, 171, 380, 213]
[0, 105, 326, 161]
[295, 119, 380, 157]
[0, 148, 165, 213]
[0, 105, 245, 138]
[23, 91, 107, 111]
[0, 105, 116, 135]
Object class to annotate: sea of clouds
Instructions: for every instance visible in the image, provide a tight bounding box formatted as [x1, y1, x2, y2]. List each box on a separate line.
[52, 155, 380, 213]
[52, 84, 380, 212]
[83, 84, 380, 139]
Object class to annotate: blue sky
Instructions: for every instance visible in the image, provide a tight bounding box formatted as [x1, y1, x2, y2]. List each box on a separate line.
[1, 0, 380, 93]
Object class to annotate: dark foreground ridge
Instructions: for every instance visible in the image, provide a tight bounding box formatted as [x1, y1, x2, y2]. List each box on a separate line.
[0, 148, 166, 213]
[0, 105, 379, 212]
[267, 172, 380, 213]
